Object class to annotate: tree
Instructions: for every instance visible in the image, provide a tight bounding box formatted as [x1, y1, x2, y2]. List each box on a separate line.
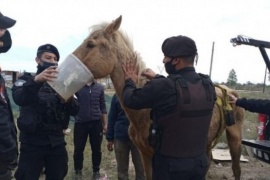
[227, 69, 237, 86]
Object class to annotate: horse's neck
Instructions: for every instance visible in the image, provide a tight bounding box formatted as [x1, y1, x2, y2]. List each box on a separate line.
[110, 59, 145, 106]
[110, 63, 150, 127]
[110, 34, 147, 114]
[110, 64, 125, 100]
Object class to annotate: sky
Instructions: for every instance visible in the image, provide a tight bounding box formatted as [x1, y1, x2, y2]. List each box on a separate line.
[1, 0, 270, 84]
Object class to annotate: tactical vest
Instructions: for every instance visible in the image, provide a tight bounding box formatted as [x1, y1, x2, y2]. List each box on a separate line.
[37, 83, 69, 131]
[18, 83, 69, 133]
[157, 74, 215, 158]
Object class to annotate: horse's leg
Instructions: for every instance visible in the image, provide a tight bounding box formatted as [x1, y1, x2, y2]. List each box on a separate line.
[226, 124, 242, 180]
[206, 104, 221, 178]
[140, 152, 152, 180]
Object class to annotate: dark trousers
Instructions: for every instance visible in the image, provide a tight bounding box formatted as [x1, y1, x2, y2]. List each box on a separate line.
[14, 143, 68, 180]
[73, 121, 103, 172]
[0, 162, 12, 180]
[152, 153, 208, 180]
[114, 139, 145, 180]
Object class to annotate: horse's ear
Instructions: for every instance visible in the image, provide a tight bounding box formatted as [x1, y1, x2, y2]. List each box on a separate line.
[105, 15, 122, 35]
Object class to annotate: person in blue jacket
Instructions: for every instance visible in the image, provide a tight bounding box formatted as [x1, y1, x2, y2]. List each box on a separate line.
[106, 93, 145, 180]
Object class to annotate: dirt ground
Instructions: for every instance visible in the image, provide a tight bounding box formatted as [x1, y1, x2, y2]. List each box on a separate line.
[207, 152, 270, 180]
[12, 142, 270, 180]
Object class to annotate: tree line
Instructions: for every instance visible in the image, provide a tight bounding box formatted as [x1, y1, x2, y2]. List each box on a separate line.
[216, 69, 270, 92]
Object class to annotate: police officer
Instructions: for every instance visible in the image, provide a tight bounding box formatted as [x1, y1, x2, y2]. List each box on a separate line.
[0, 11, 18, 180]
[12, 44, 79, 180]
[122, 35, 216, 180]
[0, 12, 16, 53]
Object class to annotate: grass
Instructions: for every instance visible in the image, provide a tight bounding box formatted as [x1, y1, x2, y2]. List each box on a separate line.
[64, 121, 123, 180]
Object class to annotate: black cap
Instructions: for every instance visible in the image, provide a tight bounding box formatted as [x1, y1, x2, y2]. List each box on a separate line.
[0, 30, 12, 53]
[162, 35, 197, 58]
[37, 44, 60, 61]
[0, 12, 16, 29]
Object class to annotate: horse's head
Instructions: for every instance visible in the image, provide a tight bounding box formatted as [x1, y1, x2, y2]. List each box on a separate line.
[72, 15, 146, 91]
[72, 15, 130, 79]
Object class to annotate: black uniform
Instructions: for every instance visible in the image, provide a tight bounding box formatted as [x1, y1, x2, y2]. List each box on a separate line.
[122, 67, 216, 180]
[236, 98, 270, 140]
[12, 72, 79, 180]
[236, 98, 270, 115]
[0, 75, 18, 180]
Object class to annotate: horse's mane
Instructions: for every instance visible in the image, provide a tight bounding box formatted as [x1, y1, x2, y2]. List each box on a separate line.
[89, 22, 148, 87]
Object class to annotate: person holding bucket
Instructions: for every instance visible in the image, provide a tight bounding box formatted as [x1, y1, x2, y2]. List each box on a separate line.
[12, 44, 79, 180]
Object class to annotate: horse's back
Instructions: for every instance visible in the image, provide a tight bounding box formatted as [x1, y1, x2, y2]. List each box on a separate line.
[215, 84, 239, 98]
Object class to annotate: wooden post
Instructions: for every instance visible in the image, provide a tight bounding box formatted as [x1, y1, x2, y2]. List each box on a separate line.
[263, 66, 267, 93]
[209, 42, 215, 78]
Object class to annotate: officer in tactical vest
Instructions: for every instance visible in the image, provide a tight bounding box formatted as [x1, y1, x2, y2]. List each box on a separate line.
[12, 44, 79, 180]
[122, 35, 216, 180]
[0, 11, 18, 180]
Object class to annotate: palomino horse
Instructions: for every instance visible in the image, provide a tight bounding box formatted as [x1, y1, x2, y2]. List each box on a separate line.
[72, 15, 244, 180]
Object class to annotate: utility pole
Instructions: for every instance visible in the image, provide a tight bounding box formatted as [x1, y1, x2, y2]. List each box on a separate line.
[263, 66, 267, 93]
[209, 42, 215, 78]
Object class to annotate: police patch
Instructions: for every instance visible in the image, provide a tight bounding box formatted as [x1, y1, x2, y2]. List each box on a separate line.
[15, 79, 26, 86]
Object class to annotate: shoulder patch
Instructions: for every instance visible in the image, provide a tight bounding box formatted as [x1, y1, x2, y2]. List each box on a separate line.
[15, 79, 26, 87]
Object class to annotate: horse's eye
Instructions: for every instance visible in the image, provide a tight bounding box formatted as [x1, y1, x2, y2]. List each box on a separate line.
[87, 41, 95, 48]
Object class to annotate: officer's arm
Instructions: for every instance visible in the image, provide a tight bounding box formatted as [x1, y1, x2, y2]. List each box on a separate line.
[12, 76, 42, 106]
[122, 78, 168, 109]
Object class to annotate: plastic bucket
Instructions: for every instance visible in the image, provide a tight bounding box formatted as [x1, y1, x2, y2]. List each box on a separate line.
[47, 54, 94, 101]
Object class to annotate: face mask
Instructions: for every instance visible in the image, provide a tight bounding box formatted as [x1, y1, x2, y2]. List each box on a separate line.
[37, 60, 58, 74]
[165, 59, 176, 74]
[42, 61, 58, 69]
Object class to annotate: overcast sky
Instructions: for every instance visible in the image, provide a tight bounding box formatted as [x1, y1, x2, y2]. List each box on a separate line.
[1, 0, 270, 83]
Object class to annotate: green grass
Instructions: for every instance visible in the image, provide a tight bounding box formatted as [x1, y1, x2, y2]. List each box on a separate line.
[64, 121, 122, 180]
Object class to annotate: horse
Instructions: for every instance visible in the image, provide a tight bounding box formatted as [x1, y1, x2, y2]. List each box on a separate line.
[72, 15, 245, 180]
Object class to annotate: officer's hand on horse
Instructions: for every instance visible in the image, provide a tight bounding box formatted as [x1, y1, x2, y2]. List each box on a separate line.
[34, 66, 58, 83]
[228, 94, 237, 104]
[141, 68, 156, 80]
[122, 60, 138, 83]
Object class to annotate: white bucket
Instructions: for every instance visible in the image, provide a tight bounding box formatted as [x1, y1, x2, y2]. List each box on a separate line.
[47, 54, 94, 101]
